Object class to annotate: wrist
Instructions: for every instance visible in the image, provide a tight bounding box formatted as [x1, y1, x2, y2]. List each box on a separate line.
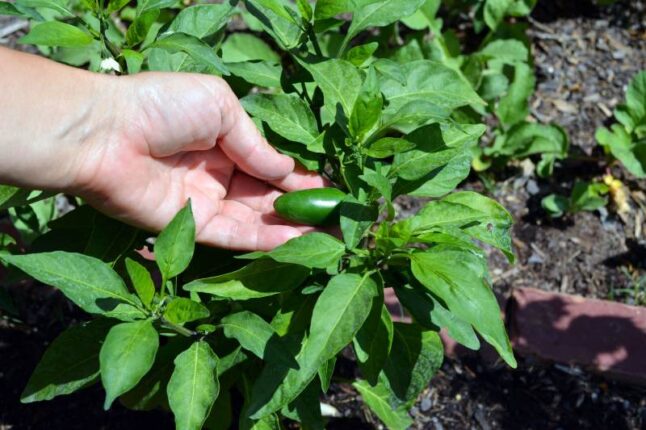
[0, 48, 122, 193]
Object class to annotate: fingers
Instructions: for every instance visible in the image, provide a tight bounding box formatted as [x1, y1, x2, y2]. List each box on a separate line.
[197, 212, 301, 251]
[195, 199, 322, 250]
[270, 165, 329, 192]
[198, 215, 300, 251]
[225, 171, 281, 213]
[213, 80, 295, 181]
[226, 166, 330, 214]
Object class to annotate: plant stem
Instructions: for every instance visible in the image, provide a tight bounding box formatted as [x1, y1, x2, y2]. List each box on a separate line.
[337, 33, 351, 58]
[98, 13, 125, 74]
[161, 318, 198, 337]
[159, 276, 167, 300]
[307, 25, 323, 57]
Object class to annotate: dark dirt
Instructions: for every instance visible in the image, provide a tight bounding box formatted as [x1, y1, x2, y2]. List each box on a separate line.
[0, 282, 175, 429]
[3, 0, 646, 429]
[482, 0, 646, 303]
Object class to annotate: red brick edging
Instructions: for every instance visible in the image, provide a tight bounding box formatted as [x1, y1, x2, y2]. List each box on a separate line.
[508, 287, 646, 384]
[386, 287, 646, 384]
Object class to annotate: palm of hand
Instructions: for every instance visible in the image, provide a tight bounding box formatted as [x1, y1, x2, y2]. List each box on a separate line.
[76, 73, 323, 250]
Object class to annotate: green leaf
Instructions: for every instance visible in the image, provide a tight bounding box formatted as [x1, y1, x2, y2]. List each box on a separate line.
[168, 3, 235, 38]
[137, 0, 176, 15]
[614, 105, 637, 132]
[479, 73, 509, 101]
[0, 186, 46, 211]
[381, 60, 484, 114]
[379, 100, 451, 134]
[364, 137, 416, 158]
[596, 124, 646, 178]
[227, 61, 282, 88]
[0, 252, 141, 317]
[68, 206, 139, 265]
[411, 191, 515, 262]
[314, 0, 351, 20]
[184, 259, 309, 300]
[477, 39, 529, 64]
[100, 320, 159, 409]
[346, 0, 426, 42]
[20, 22, 93, 48]
[395, 284, 480, 350]
[107, 0, 129, 13]
[295, 0, 312, 21]
[242, 94, 319, 146]
[496, 63, 535, 127]
[318, 357, 336, 392]
[381, 323, 443, 403]
[204, 388, 232, 430]
[168, 341, 219, 430]
[9, 197, 55, 245]
[126, 8, 159, 46]
[163, 297, 209, 324]
[484, 0, 512, 30]
[400, 0, 441, 31]
[221, 33, 280, 63]
[270, 292, 318, 337]
[221, 311, 297, 367]
[239, 233, 345, 269]
[283, 379, 324, 430]
[506, 0, 536, 16]
[373, 58, 406, 85]
[0, 1, 24, 16]
[569, 181, 608, 213]
[122, 49, 144, 74]
[0, 232, 16, 248]
[300, 58, 363, 117]
[149, 33, 229, 75]
[488, 122, 568, 176]
[541, 194, 569, 218]
[218, 346, 248, 377]
[345, 41, 378, 66]
[248, 273, 379, 418]
[339, 196, 378, 249]
[125, 258, 155, 308]
[410, 247, 516, 367]
[391, 124, 465, 181]
[154, 201, 196, 281]
[349, 67, 382, 141]
[15, 0, 73, 16]
[359, 168, 393, 202]
[353, 380, 413, 430]
[120, 337, 188, 411]
[21, 319, 114, 403]
[244, 0, 303, 49]
[354, 299, 393, 385]
[626, 71, 646, 124]
[395, 148, 472, 197]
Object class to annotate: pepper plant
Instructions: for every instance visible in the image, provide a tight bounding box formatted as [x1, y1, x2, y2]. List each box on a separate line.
[596, 70, 646, 178]
[0, 0, 517, 428]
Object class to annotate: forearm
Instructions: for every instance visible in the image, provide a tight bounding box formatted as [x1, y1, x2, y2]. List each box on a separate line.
[0, 47, 118, 191]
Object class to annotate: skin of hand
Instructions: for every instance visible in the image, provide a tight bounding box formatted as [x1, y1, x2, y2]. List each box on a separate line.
[0, 47, 326, 251]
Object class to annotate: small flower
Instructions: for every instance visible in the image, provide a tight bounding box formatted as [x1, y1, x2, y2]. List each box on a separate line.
[100, 57, 121, 73]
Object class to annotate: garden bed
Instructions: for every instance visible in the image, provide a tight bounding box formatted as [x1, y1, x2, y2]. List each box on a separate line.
[2, 0, 646, 429]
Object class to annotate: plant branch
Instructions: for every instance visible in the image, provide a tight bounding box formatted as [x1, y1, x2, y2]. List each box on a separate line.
[160, 318, 198, 337]
[307, 25, 323, 57]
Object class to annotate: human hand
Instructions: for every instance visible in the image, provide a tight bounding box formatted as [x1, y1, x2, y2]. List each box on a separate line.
[0, 48, 326, 251]
[74, 72, 326, 251]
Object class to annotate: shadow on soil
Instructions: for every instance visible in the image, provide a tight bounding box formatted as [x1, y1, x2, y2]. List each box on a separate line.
[508, 292, 646, 387]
